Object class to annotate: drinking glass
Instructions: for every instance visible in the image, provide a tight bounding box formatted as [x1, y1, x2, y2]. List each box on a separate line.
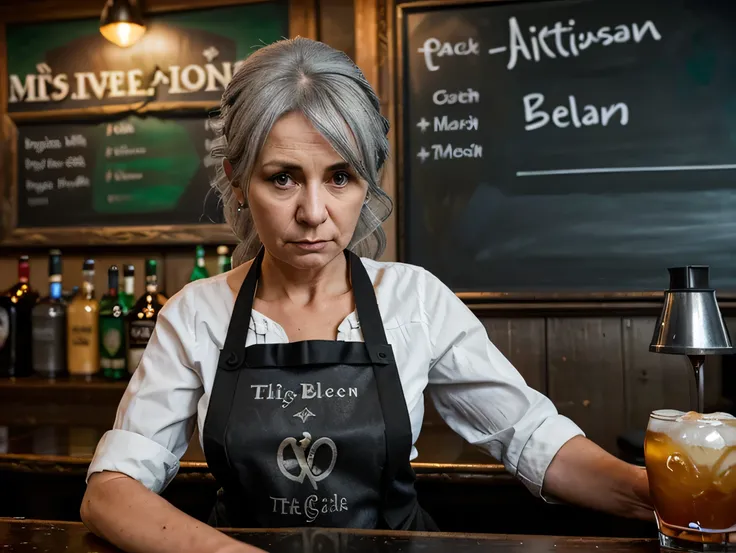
[645, 409, 736, 551]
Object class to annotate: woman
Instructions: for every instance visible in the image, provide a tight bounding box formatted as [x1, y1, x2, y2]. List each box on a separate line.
[81, 38, 652, 553]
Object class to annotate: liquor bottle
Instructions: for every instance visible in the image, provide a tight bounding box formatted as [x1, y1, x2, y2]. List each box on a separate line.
[217, 245, 232, 273]
[31, 250, 67, 379]
[66, 259, 99, 378]
[0, 255, 39, 377]
[190, 245, 210, 281]
[121, 264, 136, 312]
[127, 259, 166, 375]
[99, 266, 127, 380]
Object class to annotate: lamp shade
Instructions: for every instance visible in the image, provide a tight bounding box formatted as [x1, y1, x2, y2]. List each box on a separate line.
[100, 0, 146, 48]
[650, 266, 732, 355]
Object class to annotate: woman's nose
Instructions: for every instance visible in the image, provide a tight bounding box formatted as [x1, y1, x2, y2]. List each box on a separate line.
[295, 185, 328, 227]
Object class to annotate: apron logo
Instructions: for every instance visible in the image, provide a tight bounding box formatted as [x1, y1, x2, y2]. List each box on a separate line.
[293, 407, 316, 423]
[277, 432, 337, 490]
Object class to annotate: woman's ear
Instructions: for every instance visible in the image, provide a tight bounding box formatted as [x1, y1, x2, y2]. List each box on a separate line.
[223, 158, 234, 181]
[233, 184, 246, 207]
[224, 158, 246, 207]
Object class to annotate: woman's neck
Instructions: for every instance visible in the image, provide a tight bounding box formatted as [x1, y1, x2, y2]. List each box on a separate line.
[257, 250, 351, 306]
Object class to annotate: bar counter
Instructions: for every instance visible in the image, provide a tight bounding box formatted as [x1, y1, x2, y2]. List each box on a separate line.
[0, 379, 657, 538]
[0, 518, 658, 553]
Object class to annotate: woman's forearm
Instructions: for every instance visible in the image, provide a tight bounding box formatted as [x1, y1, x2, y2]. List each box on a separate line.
[81, 472, 262, 553]
[541, 435, 654, 521]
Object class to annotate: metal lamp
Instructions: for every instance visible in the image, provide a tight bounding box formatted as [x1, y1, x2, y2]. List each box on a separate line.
[100, 0, 146, 48]
[650, 265, 732, 412]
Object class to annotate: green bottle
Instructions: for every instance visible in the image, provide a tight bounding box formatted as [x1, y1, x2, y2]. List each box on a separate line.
[99, 266, 127, 380]
[190, 245, 210, 281]
[121, 264, 136, 313]
[127, 259, 167, 376]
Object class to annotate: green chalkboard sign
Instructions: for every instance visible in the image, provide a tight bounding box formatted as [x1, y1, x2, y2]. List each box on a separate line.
[17, 115, 221, 229]
[6, 2, 290, 113]
[0, 1, 301, 246]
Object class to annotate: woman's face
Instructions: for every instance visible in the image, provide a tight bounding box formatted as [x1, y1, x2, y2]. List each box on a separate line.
[241, 111, 368, 271]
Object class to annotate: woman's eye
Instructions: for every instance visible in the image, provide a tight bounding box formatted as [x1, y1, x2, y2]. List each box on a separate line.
[271, 173, 291, 187]
[333, 171, 350, 187]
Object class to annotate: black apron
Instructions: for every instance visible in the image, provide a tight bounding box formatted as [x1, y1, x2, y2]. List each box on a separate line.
[202, 248, 437, 531]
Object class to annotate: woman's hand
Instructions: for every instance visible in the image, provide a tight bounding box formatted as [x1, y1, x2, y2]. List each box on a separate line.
[218, 544, 268, 553]
[82, 471, 268, 553]
[541, 435, 654, 521]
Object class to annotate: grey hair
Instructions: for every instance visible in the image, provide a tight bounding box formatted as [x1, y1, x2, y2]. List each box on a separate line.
[209, 37, 393, 267]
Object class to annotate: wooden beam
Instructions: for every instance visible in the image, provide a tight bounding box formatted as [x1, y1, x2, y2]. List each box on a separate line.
[8, 101, 220, 124]
[1, 224, 237, 247]
[355, 0, 398, 261]
[288, 0, 318, 39]
[354, 0, 379, 91]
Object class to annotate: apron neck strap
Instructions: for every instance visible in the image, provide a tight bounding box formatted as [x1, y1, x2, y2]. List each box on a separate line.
[347, 250, 389, 349]
[219, 247, 389, 368]
[219, 247, 264, 368]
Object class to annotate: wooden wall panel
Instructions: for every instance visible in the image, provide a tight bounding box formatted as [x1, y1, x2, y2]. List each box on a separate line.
[622, 316, 693, 432]
[354, 0, 379, 90]
[320, 0, 355, 61]
[415, 398, 490, 464]
[480, 317, 546, 393]
[0, 257, 14, 288]
[354, 0, 397, 262]
[703, 355, 724, 413]
[546, 317, 625, 454]
[163, 252, 196, 298]
[162, 250, 219, 297]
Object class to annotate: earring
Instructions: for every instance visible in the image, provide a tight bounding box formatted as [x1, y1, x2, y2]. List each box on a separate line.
[237, 202, 244, 213]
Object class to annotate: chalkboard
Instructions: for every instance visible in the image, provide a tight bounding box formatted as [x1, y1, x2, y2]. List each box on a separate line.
[399, 0, 736, 294]
[1, 0, 297, 246]
[6, 2, 289, 113]
[16, 114, 223, 229]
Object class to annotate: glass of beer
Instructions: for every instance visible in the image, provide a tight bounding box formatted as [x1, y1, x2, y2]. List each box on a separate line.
[645, 409, 736, 551]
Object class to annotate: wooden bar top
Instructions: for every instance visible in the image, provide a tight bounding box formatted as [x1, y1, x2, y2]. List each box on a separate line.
[0, 518, 658, 553]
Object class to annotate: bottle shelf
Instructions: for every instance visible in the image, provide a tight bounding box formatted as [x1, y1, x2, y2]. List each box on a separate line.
[0, 374, 128, 393]
[0, 375, 127, 426]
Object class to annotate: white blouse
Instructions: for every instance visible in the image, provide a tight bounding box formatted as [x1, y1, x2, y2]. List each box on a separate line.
[88, 258, 584, 500]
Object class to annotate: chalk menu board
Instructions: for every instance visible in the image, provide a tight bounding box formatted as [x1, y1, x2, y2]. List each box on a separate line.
[2, 1, 291, 244]
[16, 115, 223, 228]
[400, 0, 736, 293]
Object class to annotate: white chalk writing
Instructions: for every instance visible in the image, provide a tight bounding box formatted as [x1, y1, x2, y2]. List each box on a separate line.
[418, 38, 480, 71]
[523, 93, 629, 131]
[24, 137, 61, 154]
[432, 88, 480, 105]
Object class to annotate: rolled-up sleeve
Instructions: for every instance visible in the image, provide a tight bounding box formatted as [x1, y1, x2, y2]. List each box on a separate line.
[87, 288, 202, 494]
[421, 271, 584, 499]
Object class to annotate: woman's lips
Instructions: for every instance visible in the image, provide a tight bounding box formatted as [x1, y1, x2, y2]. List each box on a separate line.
[292, 240, 328, 251]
